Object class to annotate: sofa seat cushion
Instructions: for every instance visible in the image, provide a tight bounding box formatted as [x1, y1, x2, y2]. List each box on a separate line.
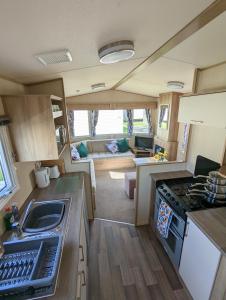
[87, 150, 134, 160]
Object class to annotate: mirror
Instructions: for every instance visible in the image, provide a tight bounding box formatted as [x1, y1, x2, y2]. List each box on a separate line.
[159, 105, 169, 129]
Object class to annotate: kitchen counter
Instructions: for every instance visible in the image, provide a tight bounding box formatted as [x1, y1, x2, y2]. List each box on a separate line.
[151, 170, 192, 182]
[187, 207, 226, 256]
[19, 173, 85, 300]
[133, 156, 168, 166]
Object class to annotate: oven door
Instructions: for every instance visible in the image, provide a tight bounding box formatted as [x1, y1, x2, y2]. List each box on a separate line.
[154, 191, 184, 268]
[160, 225, 184, 268]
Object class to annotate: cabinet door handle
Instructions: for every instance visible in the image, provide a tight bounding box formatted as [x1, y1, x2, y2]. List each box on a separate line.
[82, 270, 86, 286]
[76, 271, 86, 300]
[76, 273, 82, 300]
[79, 245, 85, 262]
[190, 119, 204, 124]
[185, 222, 189, 237]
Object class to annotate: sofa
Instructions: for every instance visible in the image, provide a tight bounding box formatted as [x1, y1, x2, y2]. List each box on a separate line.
[71, 138, 135, 170]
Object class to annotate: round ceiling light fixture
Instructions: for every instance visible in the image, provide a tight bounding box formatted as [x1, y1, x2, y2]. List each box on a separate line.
[98, 40, 135, 64]
[167, 81, 184, 89]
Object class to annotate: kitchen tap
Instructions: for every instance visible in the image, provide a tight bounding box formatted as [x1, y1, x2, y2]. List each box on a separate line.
[12, 222, 23, 238]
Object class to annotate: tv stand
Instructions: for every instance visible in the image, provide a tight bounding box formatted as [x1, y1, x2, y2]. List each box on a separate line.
[131, 147, 153, 158]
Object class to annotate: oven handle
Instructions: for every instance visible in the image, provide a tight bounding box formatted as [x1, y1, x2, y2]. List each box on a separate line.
[169, 227, 180, 241]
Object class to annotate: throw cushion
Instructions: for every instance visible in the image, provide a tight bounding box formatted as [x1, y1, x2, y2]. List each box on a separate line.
[77, 142, 89, 158]
[71, 146, 80, 161]
[105, 141, 118, 154]
[117, 138, 130, 153]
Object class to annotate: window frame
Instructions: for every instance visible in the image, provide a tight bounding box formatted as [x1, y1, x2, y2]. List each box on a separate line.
[0, 126, 18, 202]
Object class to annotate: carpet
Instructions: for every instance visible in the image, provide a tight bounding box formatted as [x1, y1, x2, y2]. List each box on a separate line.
[94, 168, 136, 224]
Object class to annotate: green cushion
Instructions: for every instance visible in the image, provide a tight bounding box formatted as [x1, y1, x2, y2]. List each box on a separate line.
[117, 138, 130, 153]
[77, 142, 89, 158]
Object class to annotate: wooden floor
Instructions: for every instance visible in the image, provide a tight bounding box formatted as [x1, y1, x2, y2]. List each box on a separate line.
[88, 219, 191, 300]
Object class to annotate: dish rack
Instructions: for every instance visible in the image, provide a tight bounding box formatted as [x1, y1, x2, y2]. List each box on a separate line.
[0, 235, 62, 298]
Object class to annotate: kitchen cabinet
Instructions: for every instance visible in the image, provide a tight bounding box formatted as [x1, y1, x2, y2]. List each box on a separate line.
[2, 94, 67, 162]
[76, 203, 88, 300]
[179, 218, 221, 300]
[178, 91, 226, 129]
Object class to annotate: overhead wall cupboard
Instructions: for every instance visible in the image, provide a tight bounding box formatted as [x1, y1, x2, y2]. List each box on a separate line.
[2, 95, 67, 162]
[178, 91, 226, 129]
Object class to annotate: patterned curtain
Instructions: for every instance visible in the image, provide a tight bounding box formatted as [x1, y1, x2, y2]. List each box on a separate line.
[68, 110, 75, 138]
[126, 109, 133, 136]
[145, 108, 154, 137]
[90, 110, 99, 136]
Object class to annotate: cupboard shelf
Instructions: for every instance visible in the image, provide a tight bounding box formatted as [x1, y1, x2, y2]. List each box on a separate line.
[53, 110, 63, 119]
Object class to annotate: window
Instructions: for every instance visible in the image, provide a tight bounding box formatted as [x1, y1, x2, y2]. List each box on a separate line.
[96, 110, 124, 135]
[71, 108, 151, 137]
[133, 109, 149, 134]
[73, 110, 89, 137]
[0, 127, 17, 198]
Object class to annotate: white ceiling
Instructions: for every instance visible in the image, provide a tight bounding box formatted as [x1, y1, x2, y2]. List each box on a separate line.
[0, 0, 221, 96]
[119, 11, 226, 96]
[118, 57, 196, 96]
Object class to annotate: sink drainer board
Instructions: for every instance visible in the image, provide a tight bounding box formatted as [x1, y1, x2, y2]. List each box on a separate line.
[0, 235, 62, 298]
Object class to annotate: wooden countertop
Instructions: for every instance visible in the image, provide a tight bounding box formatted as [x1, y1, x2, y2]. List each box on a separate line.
[151, 170, 192, 182]
[133, 156, 167, 166]
[187, 207, 226, 255]
[23, 173, 84, 300]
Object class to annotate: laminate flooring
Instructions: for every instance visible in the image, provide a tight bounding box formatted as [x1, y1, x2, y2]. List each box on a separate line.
[88, 219, 191, 300]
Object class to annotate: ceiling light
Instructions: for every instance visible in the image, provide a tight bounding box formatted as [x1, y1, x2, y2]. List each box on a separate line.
[167, 81, 184, 89]
[35, 49, 72, 66]
[98, 41, 135, 64]
[91, 82, 106, 90]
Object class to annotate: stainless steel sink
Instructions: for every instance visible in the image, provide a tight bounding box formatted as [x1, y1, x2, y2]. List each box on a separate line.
[22, 200, 65, 233]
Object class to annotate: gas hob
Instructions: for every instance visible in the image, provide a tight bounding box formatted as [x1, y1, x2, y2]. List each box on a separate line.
[157, 177, 217, 219]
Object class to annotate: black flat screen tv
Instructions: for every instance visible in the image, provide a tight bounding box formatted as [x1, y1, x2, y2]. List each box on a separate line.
[135, 136, 153, 150]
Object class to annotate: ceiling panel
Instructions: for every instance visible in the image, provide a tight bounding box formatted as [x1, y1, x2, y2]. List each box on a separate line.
[164, 12, 226, 67]
[61, 58, 143, 97]
[0, 0, 215, 84]
[118, 57, 196, 96]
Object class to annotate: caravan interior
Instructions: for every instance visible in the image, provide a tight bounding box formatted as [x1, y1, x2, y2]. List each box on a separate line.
[0, 1, 225, 299]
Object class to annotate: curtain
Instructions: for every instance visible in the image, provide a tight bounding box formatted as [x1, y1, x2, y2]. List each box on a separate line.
[68, 110, 75, 138]
[90, 110, 99, 136]
[126, 109, 133, 136]
[145, 108, 154, 137]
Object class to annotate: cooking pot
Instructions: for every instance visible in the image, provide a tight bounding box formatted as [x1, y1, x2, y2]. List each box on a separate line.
[191, 180, 226, 194]
[187, 192, 226, 204]
[188, 188, 226, 200]
[194, 171, 226, 185]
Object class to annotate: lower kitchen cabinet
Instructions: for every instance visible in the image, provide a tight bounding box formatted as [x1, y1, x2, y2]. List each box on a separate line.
[179, 218, 221, 300]
[76, 204, 88, 300]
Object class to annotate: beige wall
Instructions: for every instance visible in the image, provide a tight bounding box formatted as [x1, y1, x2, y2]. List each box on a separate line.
[67, 89, 158, 105]
[186, 125, 226, 173]
[0, 77, 36, 233]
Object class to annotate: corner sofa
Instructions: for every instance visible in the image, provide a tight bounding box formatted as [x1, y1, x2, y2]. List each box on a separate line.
[71, 138, 135, 170]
